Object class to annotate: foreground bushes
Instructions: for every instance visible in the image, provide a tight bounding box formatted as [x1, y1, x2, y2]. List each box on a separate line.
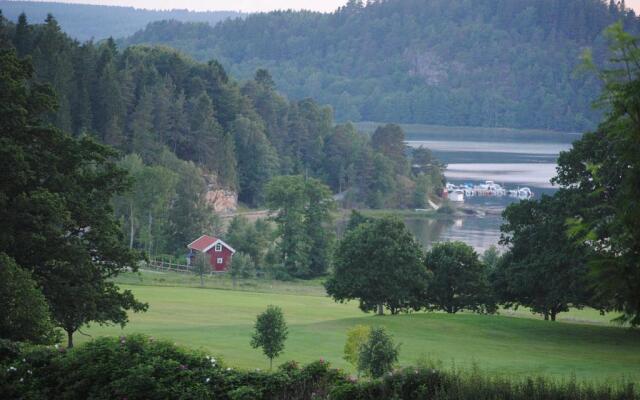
[0, 335, 636, 400]
[0, 335, 344, 400]
[330, 367, 638, 400]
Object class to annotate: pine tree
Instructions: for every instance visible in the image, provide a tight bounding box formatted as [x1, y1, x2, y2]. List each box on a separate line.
[232, 116, 278, 206]
[14, 13, 31, 57]
[128, 88, 159, 161]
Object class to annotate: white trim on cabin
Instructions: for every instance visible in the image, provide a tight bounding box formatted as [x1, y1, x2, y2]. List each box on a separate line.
[202, 239, 236, 254]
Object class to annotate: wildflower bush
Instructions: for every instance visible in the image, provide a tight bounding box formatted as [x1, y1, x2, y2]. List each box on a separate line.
[0, 335, 346, 400]
[0, 336, 637, 400]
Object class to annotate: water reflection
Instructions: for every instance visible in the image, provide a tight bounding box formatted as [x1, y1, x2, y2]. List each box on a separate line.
[335, 215, 503, 254]
[405, 136, 572, 251]
[334, 133, 575, 252]
[406, 216, 503, 253]
[404, 216, 504, 253]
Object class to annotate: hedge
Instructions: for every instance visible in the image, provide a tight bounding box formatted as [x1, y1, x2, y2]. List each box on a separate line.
[0, 336, 636, 400]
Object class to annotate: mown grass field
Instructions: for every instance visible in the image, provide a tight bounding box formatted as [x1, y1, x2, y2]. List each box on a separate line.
[84, 271, 640, 382]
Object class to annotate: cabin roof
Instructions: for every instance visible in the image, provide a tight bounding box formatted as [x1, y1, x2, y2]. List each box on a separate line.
[187, 235, 236, 254]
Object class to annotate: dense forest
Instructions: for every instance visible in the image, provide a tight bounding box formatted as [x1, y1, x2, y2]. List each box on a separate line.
[0, 1, 243, 41]
[0, 13, 444, 257]
[120, 0, 640, 131]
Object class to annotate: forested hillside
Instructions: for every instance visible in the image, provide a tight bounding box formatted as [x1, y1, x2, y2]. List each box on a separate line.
[0, 1, 242, 41]
[0, 13, 444, 256]
[121, 0, 640, 131]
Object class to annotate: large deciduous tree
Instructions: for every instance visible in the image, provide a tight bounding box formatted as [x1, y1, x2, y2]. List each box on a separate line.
[325, 217, 426, 315]
[423, 242, 496, 314]
[494, 194, 594, 321]
[0, 49, 147, 347]
[553, 23, 640, 326]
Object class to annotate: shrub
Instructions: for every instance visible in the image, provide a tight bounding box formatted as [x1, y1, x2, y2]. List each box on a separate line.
[0, 253, 59, 344]
[358, 327, 400, 378]
[0, 335, 349, 400]
[343, 325, 371, 374]
[0, 335, 636, 400]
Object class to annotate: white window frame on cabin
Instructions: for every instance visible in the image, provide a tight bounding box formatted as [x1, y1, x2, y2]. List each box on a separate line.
[215, 243, 223, 252]
[217, 257, 223, 265]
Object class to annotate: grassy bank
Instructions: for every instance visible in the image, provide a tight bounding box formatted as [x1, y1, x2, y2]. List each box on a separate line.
[86, 273, 640, 382]
[115, 270, 327, 296]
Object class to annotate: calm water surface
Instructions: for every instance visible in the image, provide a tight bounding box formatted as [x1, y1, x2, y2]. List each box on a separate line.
[400, 133, 576, 252]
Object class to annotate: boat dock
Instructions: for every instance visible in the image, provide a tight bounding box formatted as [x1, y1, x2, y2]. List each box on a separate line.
[444, 181, 534, 203]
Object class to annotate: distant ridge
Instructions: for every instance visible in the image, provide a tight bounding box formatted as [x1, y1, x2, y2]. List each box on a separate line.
[119, 0, 640, 132]
[0, 1, 244, 40]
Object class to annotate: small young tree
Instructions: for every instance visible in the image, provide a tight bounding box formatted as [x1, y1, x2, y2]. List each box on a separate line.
[229, 252, 255, 287]
[193, 252, 209, 287]
[343, 325, 371, 376]
[358, 327, 400, 378]
[251, 305, 288, 369]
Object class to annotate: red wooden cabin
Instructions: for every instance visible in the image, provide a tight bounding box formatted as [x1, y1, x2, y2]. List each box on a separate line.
[187, 235, 236, 272]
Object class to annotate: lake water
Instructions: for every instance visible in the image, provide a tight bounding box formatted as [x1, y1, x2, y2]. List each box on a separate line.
[400, 130, 577, 253]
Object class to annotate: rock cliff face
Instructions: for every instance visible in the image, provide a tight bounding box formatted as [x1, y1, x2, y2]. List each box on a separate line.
[203, 173, 237, 214]
[205, 189, 237, 214]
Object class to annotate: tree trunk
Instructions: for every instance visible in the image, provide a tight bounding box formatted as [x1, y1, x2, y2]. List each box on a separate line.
[147, 210, 153, 255]
[550, 311, 557, 321]
[377, 304, 384, 315]
[269, 357, 273, 370]
[67, 330, 74, 348]
[200, 257, 205, 287]
[129, 202, 135, 249]
[544, 311, 549, 321]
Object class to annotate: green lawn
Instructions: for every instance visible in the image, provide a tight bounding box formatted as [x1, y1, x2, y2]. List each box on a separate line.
[84, 272, 640, 383]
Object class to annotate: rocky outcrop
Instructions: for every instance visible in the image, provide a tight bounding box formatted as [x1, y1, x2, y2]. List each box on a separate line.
[202, 173, 237, 214]
[205, 189, 237, 214]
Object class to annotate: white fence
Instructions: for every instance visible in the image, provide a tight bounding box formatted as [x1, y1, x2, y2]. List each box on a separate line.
[142, 259, 227, 275]
[145, 259, 193, 274]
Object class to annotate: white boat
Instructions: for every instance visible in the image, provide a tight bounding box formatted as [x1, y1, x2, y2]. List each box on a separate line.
[508, 187, 534, 199]
[449, 190, 465, 203]
[444, 181, 533, 199]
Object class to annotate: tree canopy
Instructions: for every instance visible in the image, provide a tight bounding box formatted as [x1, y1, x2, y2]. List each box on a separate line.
[423, 242, 496, 314]
[0, 13, 443, 222]
[325, 216, 427, 315]
[251, 305, 288, 369]
[494, 194, 594, 321]
[0, 254, 57, 344]
[0, 48, 147, 347]
[553, 23, 640, 326]
[120, 0, 640, 131]
[265, 176, 335, 278]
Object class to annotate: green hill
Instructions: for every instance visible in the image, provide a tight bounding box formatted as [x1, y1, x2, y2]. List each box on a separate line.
[120, 0, 640, 131]
[0, 1, 243, 41]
